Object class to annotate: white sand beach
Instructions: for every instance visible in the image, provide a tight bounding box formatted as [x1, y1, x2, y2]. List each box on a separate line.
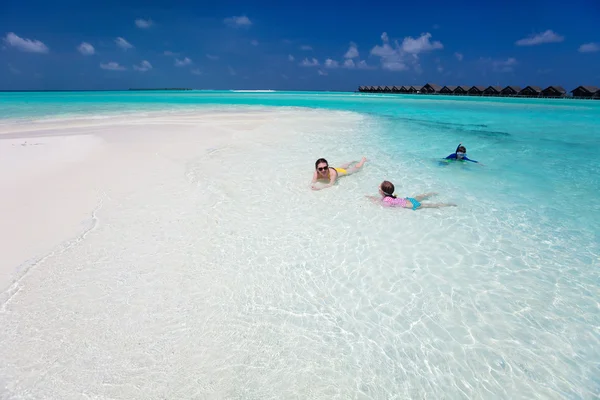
[0, 107, 382, 399]
[0, 108, 343, 293]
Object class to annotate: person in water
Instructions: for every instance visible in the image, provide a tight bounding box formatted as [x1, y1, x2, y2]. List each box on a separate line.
[311, 157, 367, 190]
[445, 143, 479, 163]
[367, 180, 457, 209]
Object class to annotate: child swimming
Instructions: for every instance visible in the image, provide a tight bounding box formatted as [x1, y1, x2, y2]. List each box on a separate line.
[367, 181, 457, 210]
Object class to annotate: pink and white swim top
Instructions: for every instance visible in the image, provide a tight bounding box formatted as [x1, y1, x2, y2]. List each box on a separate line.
[382, 196, 408, 207]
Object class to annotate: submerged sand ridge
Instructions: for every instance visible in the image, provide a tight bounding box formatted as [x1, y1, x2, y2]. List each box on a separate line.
[0, 107, 345, 293]
[0, 107, 375, 398]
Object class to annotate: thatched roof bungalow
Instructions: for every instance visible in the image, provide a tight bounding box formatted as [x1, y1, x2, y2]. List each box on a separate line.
[500, 86, 522, 96]
[541, 86, 566, 98]
[519, 86, 542, 97]
[358, 86, 366, 92]
[399, 86, 410, 93]
[440, 85, 457, 94]
[483, 86, 503, 96]
[422, 83, 442, 94]
[375, 86, 385, 92]
[571, 86, 599, 98]
[454, 85, 470, 95]
[408, 85, 423, 93]
[391, 86, 402, 93]
[467, 86, 486, 95]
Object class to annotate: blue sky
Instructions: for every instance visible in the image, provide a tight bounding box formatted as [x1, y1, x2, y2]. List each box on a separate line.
[1, 0, 599, 91]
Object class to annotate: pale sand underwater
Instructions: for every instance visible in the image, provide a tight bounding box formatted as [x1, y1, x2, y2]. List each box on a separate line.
[0, 105, 598, 399]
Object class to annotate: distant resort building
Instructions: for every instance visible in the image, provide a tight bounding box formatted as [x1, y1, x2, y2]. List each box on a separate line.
[467, 86, 486, 95]
[357, 83, 599, 99]
[541, 86, 566, 98]
[571, 86, 599, 98]
[483, 86, 503, 96]
[500, 86, 522, 96]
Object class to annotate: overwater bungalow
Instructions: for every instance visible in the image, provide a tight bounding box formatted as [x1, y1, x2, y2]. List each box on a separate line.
[454, 85, 470, 95]
[541, 86, 566, 98]
[422, 83, 443, 94]
[399, 86, 410, 93]
[440, 85, 457, 94]
[375, 86, 385, 92]
[500, 86, 522, 96]
[358, 86, 367, 92]
[519, 86, 542, 97]
[408, 85, 423, 93]
[467, 86, 486, 95]
[571, 86, 599, 99]
[483, 86, 503, 96]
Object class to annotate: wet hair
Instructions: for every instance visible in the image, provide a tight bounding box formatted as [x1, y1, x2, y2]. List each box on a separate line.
[315, 158, 328, 169]
[457, 146, 467, 153]
[381, 181, 397, 198]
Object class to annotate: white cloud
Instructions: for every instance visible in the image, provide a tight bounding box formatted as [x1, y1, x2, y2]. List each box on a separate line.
[206, 54, 219, 60]
[324, 58, 339, 68]
[228, 66, 236, 75]
[164, 50, 178, 56]
[224, 15, 252, 27]
[191, 68, 202, 75]
[135, 18, 153, 28]
[455, 52, 463, 61]
[370, 32, 442, 71]
[3, 32, 49, 53]
[344, 42, 359, 59]
[100, 62, 125, 71]
[579, 42, 599, 53]
[494, 57, 517, 72]
[250, 39, 259, 46]
[515, 30, 564, 46]
[343, 59, 355, 68]
[77, 42, 95, 55]
[437, 65, 444, 72]
[318, 70, 327, 76]
[300, 57, 319, 67]
[480, 57, 518, 72]
[300, 45, 312, 51]
[357, 60, 370, 69]
[288, 54, 295, 61]
[370, 40, 407, 71]
[401, 33, 443, 54]
[133, 60, 152, 72]
[175, 57, 192, 67]
[115, 37, 133, 50]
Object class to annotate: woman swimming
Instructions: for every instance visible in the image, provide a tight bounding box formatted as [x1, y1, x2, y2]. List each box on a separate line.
[367, 180, 457, 209]
[311, 157, 367, 191]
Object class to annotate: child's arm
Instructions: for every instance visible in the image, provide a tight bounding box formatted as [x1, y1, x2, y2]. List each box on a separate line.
[365, 195, 381, 204]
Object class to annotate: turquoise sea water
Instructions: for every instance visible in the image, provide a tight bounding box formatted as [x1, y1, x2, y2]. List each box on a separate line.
[1, 91, 599, 398]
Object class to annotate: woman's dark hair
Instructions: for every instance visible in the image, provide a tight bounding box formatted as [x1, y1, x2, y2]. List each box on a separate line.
[457, 146, 467, 153]
[381, 181, 397, 198]
[315, 158, 328, 169]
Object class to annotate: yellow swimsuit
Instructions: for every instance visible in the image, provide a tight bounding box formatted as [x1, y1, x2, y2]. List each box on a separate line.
[332, 167, 347, 176]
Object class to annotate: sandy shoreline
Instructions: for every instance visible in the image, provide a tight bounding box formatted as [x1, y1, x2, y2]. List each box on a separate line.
[0, 107, 343, 294]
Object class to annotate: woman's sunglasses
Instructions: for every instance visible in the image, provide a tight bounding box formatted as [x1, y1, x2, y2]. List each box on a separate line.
[317, 166, 328, 171]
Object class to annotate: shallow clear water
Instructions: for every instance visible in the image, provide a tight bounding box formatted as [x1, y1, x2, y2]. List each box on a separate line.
[0, 92, 599, 399]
